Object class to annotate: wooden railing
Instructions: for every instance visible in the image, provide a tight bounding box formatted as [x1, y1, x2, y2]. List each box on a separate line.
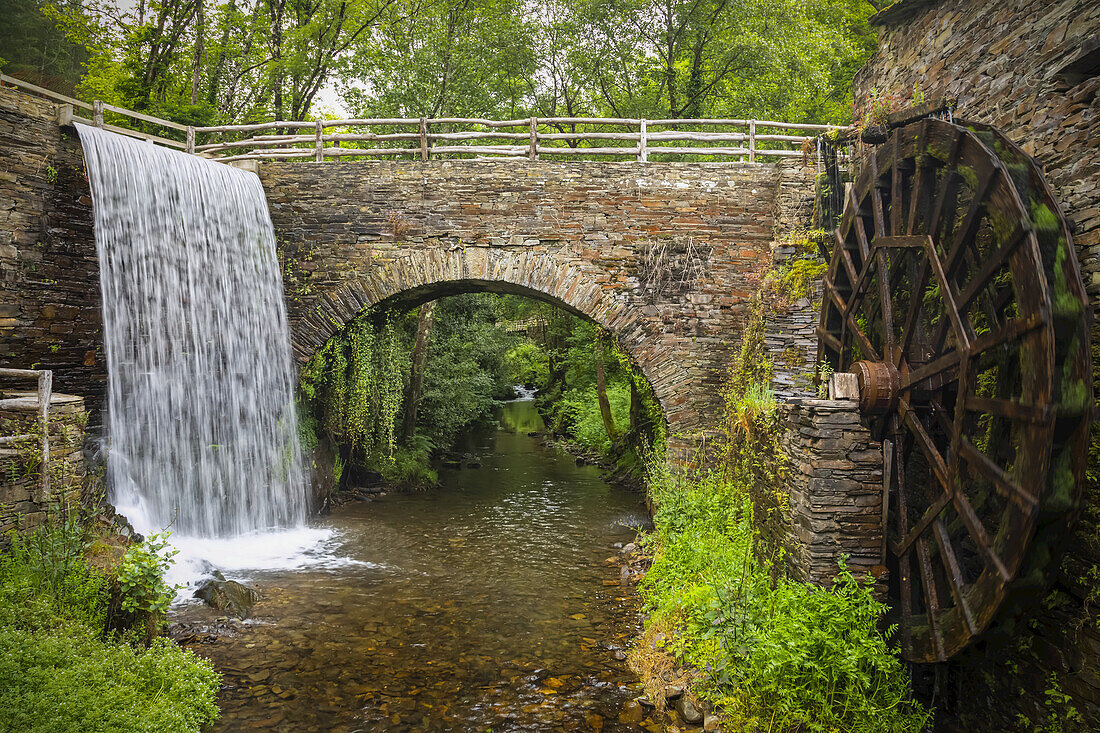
[3, 72, 846, 163]
[0, 368, 53, 499]
[192, 116, 843, 163]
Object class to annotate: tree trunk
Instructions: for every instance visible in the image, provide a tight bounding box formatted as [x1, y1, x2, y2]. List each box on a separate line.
[190, 0, 205, 106]
[595, 337, 616, 441]
[401, 302, 435, 442]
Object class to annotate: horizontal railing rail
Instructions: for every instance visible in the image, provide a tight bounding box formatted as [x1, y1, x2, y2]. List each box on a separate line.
[2, 72, 848, 164]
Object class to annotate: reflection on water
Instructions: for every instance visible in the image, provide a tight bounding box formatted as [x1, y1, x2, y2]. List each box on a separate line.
[174, 400, 657, 731]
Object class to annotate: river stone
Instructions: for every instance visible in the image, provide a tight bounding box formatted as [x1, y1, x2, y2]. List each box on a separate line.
[676, 696, 704, 724]
[194, 571, 262, 619]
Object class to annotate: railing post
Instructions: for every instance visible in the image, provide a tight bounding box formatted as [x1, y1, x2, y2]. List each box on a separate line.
[36, 370, 51, 502]
[529, 117, 538, 161]
[314, 121, 324, 162]
[749, 119, 756, 163]
[186, 126, 195, 155]
[419, 117, 429, 161]
[638, 119, 647, 163]
[93, 99, 104, 128]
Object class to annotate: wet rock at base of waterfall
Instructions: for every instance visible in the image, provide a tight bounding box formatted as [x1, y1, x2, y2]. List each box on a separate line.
[466, 461, 482, 469]
[675, 696, 704, 725]
[618, 700, 645, 726]
[443, 459, 462, 469]
[703, 713, 721, 731]
[663, 684, 685, 701]
[194, 571, 262, 619]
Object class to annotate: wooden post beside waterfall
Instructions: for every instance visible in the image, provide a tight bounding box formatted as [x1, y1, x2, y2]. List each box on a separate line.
[419, 117, 429, 161]
[638, 119, 647, 162]
[529, 117, 538, 161]
[93, 99, 104, 128]
[314, 121, 324, 162]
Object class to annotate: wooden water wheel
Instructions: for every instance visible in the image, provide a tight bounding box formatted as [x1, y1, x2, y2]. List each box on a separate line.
[817, 118, 1092, 663]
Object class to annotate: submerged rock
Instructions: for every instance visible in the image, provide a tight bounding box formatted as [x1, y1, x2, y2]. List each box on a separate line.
[194, 571, 262, 619]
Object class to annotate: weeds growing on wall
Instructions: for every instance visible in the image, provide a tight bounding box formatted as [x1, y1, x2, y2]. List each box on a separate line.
[632, 298, 930, 732]
[0, 514, 220, 732]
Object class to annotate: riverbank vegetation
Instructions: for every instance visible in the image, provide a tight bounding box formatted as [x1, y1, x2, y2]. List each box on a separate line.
[630, 304, 930, 731]
[298, 294, 664, 491]
[0, 512, 220, 732]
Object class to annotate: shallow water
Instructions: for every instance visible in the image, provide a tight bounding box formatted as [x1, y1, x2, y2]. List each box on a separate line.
[173, 401, 661, 731]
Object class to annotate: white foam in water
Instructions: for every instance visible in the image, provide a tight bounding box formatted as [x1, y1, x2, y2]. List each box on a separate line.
[77, 124, 328, 585]
[165, 527, 376, 594]
[511, 385, 538, 401]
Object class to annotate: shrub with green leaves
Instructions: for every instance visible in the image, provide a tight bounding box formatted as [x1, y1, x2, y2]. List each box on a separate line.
[116, 532, 178, 616]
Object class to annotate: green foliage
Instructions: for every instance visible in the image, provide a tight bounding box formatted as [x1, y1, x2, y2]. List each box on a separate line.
[0, 625, 220, 733]
[116, 533, 178, 616]
[504, 341, 550, 387]
[0, 514, 106, 631]
[634, 309, 929, 732]
[0, 521, 220, 732]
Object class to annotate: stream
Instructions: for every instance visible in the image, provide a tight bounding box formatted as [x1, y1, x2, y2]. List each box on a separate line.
[171, 399, 665, 731]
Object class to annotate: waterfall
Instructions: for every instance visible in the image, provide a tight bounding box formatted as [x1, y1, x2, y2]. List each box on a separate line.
[77, 124, 308, 539]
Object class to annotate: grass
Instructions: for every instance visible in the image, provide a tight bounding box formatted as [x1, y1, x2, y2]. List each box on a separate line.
[0, 515, 220, 732]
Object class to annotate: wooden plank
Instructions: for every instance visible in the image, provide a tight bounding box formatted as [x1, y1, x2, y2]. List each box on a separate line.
[101, 101, 189, 131]
[0, 73, 93, 110]
[68, 114, 187, 149]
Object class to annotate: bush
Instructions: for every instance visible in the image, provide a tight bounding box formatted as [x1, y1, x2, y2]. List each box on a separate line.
[637, 465, 930, 732]
[0, 522, 221, 732]
[0, 623, 220, 733]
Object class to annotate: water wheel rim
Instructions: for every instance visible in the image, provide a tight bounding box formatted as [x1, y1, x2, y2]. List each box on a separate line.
[818, 118, 1062, 663]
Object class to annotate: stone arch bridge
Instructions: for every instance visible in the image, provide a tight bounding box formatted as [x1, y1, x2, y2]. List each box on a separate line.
[262, 159, 812, 447]
[1, 87, 816, 453]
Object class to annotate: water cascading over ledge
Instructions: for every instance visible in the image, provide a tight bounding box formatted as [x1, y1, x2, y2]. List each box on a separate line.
[77, 124, 308, 538]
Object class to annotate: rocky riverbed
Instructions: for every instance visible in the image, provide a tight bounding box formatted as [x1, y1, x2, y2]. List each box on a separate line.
[169, 400, 676, 731]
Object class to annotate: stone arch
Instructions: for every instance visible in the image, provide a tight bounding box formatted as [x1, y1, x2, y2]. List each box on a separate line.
[287, 247, 678, 430]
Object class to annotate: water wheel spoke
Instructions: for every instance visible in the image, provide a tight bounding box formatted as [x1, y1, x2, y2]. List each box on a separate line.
[923, 239, 972, 349]
[846, 310, 882, 363]
[963, 395, 1051, 424]
[849, 187, 872, 262]
[958, 438, 1039, 510]
[891, 135, 906, 236]
[942, 163, 1000, 280]
[968, 313, 1045, 360]
[902, 347, 960, 390]
[952, 491, 1011, 583]
[915, 535, 947, 661]
[893, 490, 953, 556]
[900, 402, 951, 491]
[894, 437, 914, 653]
[932, 518, 979, 636]
[834, 228, 860, 287]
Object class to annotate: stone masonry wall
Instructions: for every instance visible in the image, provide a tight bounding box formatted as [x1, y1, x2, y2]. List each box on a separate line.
[778, 398, 884, 586]
[261, 159, 792, 443]
[0, 392, 88, 543]
[0, 87, 104, 420]
[856, 1, 1100, 727]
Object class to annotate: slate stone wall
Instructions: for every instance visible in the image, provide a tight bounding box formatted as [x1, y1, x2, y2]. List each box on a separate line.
[0, 392, 88, 543]
[260, 159, 804, 441]
[0, 87, 104, 420]
[778, 398, 884, 586]
[856, 1, 1100, 727]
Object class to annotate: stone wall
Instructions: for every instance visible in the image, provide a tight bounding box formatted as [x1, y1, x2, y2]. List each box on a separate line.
[856, 1, 1100, 727]
[260, 159, 803, 441]
[0, 87, 104, 420]
[777, 398, 884, 586]
[0, 391, 88, 542]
